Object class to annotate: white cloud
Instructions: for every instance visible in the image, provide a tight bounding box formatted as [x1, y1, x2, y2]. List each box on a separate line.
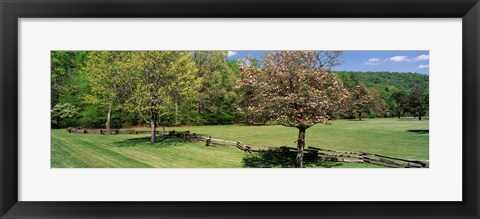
[417, 64, 429, 69]
[364, 57, 381, 65]
[389, 56, 411, 62]
[414, 54, 430, 61]
[227, 51, 237, 57]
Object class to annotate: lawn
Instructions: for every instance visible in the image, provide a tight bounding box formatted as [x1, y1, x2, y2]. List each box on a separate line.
[51, 118, 428, 168]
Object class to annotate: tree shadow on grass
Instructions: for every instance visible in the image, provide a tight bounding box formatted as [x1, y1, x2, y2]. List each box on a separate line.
[398, 117, 429, 121]
[407, 129, 429, 134]
[114, 136, 188, 148]
[345, 119, 367, 122]
[238, 123, 273, 127]
[242, 151, 342, 168]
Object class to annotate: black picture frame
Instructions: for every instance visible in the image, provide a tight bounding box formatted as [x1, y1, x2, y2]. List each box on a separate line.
[1, 0, 479, 218]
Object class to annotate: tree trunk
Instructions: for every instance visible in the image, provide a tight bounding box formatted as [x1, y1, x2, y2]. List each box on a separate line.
[296, 127, 307, 168]
[397, 111, 401, 119]
[106, 102, 113, 134]
[418, 111, 422, 120]
[358, 112, 362, 121]
[150, 112, 157, 143]
[175, 100, 178, 125]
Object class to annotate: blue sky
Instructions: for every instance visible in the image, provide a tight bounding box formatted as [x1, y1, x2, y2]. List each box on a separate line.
[227, 51, 430, 74]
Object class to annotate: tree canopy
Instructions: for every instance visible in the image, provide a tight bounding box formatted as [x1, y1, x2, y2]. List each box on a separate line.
[237, 51, 349, 167]
[124, 51, 199, 143]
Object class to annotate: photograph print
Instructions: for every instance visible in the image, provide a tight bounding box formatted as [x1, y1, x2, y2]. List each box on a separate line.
[51, 50, 429, 168]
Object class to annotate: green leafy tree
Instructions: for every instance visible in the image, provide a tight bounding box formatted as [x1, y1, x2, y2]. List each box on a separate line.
[391, 90, 407, 119]
[83, 51, 133, 134]
[51, 51, 88, 108]
[406, 88, 428, 120]
[125, 51, 199, 143]
[422, 89, 429, 118]
[193, 51, 238, 124]
[237, 51, 349, 168]
[347, 83, 373, 120]
[367, 87, 387, 118]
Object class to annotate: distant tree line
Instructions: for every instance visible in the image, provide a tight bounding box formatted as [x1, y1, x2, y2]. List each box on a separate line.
[336, 71, 429, 120]
[51, 51, 429, 132]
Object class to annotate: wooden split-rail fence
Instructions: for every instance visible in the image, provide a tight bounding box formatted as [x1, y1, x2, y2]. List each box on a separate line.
[204, 136, 429, 168]
[66, 128, 428, 168]
[67, 127, 170, 135]
[67, 128, 204, 141]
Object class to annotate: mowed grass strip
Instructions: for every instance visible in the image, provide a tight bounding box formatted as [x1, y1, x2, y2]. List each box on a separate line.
[51, 130, 245, 168]
[51, 133, 152, 168]
[51, 118, 428, 168]
[111, 141, 245, 168]
[51, 137, 90, 168]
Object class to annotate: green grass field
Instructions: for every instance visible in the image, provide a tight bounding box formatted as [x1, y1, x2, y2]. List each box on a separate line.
[51, 118, 428, 168]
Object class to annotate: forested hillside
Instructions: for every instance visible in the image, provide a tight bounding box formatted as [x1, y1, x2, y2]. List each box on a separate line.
[336, 71, 429, 119]
[336, 71, 428, 91]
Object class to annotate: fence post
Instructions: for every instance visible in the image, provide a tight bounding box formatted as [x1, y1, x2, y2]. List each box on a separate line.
[205, 136, 212, 146]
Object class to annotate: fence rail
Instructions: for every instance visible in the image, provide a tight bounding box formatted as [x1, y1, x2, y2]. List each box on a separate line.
[66, 127, 170, 135]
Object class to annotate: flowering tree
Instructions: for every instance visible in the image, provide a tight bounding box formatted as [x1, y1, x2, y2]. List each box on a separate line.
[237, 51, 349, 168]
[51, 103, 78, 128]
